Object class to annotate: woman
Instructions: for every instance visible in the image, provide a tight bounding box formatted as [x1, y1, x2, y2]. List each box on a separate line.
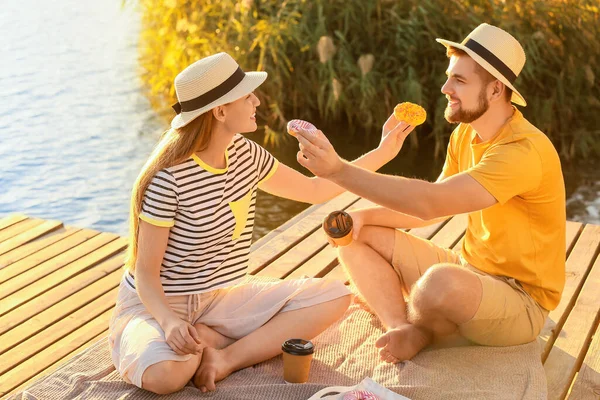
[108, 52, 414, 395]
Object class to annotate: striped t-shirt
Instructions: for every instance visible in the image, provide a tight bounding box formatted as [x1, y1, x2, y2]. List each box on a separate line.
[125, 134, 279, 295]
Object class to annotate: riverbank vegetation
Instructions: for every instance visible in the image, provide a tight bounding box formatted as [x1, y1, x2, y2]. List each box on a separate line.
[137, 0, 600, 159]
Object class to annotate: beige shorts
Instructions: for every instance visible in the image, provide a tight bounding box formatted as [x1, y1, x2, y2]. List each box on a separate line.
[392, 230, 548, 346]
[108, 275, 350, 388]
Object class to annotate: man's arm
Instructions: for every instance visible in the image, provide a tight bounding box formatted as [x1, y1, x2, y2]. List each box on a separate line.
[332, 163, 496, 220]
[295, 131, 497, 219]
[260, 119, 415, 204]
[355, 206, 447, 229]
[354, 171, 453, 229]
[258, 146, 393, 205]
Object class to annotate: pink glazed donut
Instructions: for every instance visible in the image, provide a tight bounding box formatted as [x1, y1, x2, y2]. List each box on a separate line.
[342, 390, 380, 400]
[287, 119, 317, 137]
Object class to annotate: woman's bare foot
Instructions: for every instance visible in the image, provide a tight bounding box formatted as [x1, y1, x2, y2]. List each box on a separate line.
[192, 347, 233, 392]
[375, 323, 431, 363]
[194, 323, 235, 349]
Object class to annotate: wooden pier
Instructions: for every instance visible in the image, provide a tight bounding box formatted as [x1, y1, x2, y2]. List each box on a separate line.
[1, 191, 599, 399]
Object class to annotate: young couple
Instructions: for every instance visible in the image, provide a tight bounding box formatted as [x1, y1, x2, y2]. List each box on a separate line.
[109, 23, 565, 394]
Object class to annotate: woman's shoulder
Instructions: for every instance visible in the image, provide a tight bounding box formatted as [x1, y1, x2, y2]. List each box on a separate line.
[151, 158, 198, 185]
[164, 158, 198, 176]
[234, 134, 265, 154]
[148, 168, 178, 190]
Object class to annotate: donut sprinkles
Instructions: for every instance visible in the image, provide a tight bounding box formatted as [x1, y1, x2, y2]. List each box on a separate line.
[287, 119, 317, 137]
[393, 102, 427, 126]
[342, 389, 380, 400]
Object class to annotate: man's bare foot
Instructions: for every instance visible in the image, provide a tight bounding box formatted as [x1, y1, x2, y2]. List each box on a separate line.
[375, 323, 431, 363]
[194, 323, 235, 349]
[193, 347, 233, 392]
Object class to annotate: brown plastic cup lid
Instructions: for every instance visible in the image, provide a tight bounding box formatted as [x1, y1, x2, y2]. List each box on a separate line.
[323, 211, 353, 239]
[282, 339, 315, 356]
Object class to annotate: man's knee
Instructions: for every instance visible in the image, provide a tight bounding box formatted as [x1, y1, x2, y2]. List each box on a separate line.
[142, 361, 188, 394]
[338, 226, 396, 263]
[410, 264, 468, 313]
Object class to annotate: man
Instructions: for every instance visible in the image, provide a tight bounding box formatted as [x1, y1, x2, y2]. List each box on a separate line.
[295, 23, 566, 363]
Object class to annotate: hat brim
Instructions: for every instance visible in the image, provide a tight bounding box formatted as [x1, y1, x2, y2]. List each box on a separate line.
[436, 39, 526, 107]
[171, 71, 268, 129]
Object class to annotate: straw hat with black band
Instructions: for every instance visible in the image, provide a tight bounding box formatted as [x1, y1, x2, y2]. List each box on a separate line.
[170, 52, 268, 129]
[436, 23, 527, 107]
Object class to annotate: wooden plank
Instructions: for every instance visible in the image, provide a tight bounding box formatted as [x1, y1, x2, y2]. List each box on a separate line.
[428, 213, 468, 249]
[0, 220, 63, 256]
[280, 198, 381, 280]
[544, 250, 600, 400]
[537, 221, 588, 354]
[286, 245, 340, 280]
[406, 217, 451, 242]
[567, 320, 600, 399]
[248, 191, 360, 275]
[0, 255, 124, 336]
[257, 228, 331, 279]
[0, 309, 113, 397]
[0, 219, 45, 243]
[0, 268, 121, 355]
[4, 330, 109, 399]
[452, 237, 464, 251]
[0, 228, 101, 283]
[541, 224, 600, 361]
[0, 287, 118, 375]
[250, 202, 322, 253]
[323, 264, 350, 284]
[259, 198, 375, 280]
[0, 227, 80, 270]
[565, 221, 584, 258]
[0, 233, 127, 304]
[0, 214, 28, 231]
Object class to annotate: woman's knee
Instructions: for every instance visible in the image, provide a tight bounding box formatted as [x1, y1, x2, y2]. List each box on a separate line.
[318, 292, 352, 321]
[142, 361, 190, 395]
[335, 293, 352, 314]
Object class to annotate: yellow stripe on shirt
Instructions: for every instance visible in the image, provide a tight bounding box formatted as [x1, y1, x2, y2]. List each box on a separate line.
[139, 213, 175, 228]
[258, 159, 279, 186]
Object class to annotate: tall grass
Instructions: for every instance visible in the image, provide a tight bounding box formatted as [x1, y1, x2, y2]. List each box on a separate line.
[137, 0, 600, 159]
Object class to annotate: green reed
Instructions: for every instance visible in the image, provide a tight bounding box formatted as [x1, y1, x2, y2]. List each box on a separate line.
[136, 0, 600, 159]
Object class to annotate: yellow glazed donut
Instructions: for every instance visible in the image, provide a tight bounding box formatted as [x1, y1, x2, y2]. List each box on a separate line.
[393, 102, 427, 126]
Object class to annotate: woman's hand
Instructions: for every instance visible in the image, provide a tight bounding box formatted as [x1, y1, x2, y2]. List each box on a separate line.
[377, 114, 415, 161]
[161, 314, 203, 356]
[325, 210, 365, 248]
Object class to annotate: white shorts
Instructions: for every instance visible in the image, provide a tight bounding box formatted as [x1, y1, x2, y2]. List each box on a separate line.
[108, 275, 350, 387]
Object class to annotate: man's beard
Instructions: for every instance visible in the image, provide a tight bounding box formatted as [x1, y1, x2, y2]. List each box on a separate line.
[444, 89, 489, 124]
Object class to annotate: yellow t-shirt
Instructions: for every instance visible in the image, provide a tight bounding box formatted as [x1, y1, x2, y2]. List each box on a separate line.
[442, 109, 566, 310]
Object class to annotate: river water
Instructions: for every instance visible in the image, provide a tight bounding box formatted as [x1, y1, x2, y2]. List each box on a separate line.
[1, 0, 598, 241]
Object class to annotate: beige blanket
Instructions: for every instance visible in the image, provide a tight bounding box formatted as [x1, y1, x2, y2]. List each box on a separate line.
[8, 291, 547, 400]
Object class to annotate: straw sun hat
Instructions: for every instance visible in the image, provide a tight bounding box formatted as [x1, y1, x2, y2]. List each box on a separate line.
[171, 52, 268, 129]
[436, 23, 527, 106]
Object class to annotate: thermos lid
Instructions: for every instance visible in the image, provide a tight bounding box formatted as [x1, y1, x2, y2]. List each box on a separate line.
[323, 211, 353, 239]
[282, 339, 315, 356]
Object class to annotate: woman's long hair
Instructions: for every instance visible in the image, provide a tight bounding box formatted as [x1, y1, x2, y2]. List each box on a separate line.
[125, 112, 214, 272]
